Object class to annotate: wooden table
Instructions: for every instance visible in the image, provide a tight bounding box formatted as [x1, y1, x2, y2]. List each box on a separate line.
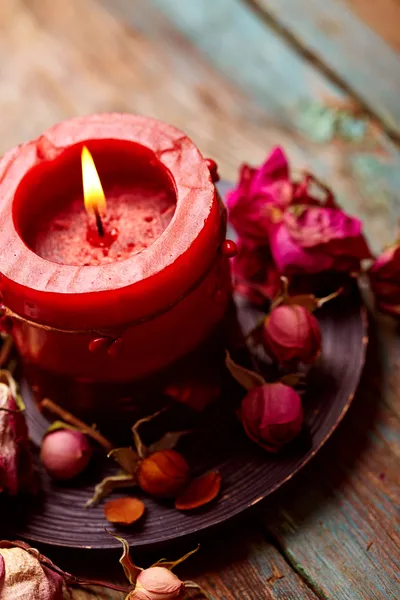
[1, 1, 399, 598]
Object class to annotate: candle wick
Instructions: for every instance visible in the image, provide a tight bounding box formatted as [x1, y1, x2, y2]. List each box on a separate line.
[93, 206, 105, 237]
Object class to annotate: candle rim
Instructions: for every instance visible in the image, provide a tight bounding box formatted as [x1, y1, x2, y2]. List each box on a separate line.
[0, 114, 217, 297]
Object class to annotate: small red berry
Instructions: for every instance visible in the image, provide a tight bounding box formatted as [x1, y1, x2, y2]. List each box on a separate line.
[108, 337, 124, 358]
[222, 239, 238, 258]
[88, 337, 110, 353]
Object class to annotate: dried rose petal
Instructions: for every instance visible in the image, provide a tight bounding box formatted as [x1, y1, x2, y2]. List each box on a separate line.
[227, 148, 292, 245]
[137, 450, 190, 498]
[268, 205, 371, 275]
[231, 240, 281, 305]
[175, 471, 222, 511]
[104, 497, 146, 525]
[369, 242, 400, 317]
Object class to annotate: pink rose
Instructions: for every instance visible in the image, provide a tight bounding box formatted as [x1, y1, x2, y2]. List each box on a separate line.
[369, 243, 400, 317]
[268, 205, 371, 275]
[231, 240, 281, 305]
[227, 147, 292, 244]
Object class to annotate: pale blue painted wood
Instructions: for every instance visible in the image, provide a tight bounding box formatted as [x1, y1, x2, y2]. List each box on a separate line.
[145, 0, 400, 255]
[257, 0, 400, 137]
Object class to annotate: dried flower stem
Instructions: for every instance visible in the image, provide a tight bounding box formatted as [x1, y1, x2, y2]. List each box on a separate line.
[185, 581, 211, 599]
[317, 287, 344, 307]
[0, 336, 13, 368]
[40, 398, 113, 451]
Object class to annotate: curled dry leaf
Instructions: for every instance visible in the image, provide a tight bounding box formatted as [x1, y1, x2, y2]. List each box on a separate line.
[86, 472, 137, 507]
[104, 497, 146, 525]
[107, 531, 142, 584]
[108, 447, 140, 475]
[148, 430, 191, 455]
[175, 472, 222, 511]
[225, 351, 265, 391]
[132, 408, 167, 459]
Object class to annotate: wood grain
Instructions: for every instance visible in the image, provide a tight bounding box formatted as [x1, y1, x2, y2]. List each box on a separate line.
[139, 0, 400, 254]
[262, 313, 400, 599]
[251, 0, 400, 137]
[344, 0, 400, 53]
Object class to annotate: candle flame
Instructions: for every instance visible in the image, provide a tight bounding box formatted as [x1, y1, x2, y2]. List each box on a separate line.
[81, 145, 106, 216]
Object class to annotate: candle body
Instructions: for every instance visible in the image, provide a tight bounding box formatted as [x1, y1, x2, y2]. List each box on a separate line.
[0, 115, 231, 432]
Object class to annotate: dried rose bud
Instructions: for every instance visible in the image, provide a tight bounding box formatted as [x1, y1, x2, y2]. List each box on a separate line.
[0, 372, 35, 495]
[137, 450, 190, 498]
[263, 304, 321, 365]
[128, 567, 185, 600]
[240, 383, 303, 452]
[0, 541, 64, 600]
[41, 430, 92, 481]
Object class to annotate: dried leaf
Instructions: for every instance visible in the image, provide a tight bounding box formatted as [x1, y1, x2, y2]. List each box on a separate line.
[283, 293, 320, 312]
[151, 545, 200, 570]
[104, 497, 146, 525]
[46, 420, 80, 434]
[132, 408, 166, 459]
[148, 431, 191, 454]
[86, 473, 137, 507]
[279, 373, 306, 388]
[0, 370, 17, 399]
[225, 351, 265, 391]
[108, 447, 140, 475]
[175, 472, 222, 511]
[107, 531, 142, 584]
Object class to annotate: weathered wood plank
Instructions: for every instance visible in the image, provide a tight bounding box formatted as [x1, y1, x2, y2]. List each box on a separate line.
[252, 0, 400, 137]
[344, 0, 400, 53]
[55, 521, 321, 599]
[134, 0, 400, 255]
[262, 313, 400, 600]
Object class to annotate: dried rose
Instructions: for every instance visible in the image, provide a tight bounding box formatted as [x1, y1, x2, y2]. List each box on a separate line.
[128, 567, 185, 600]
[0, 541, 64, 600]
[227, 147, 291, 245]
[0, 371, 35, 495]
[175, 471, 222, 511]
[240, 383, 303, 452]
[41, 429, 92, 480]
[0, 540, 130, 597]
[104, 497, 146, 525]
[137, 450, 190, 498]
[268, 204, 371, 275]
[369, 242, 400, 317]
[231, 240, 281, 305]
[263, 304, 321, 365]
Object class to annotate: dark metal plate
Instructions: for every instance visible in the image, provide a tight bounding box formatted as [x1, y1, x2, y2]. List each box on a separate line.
[1, 182, 367, 550]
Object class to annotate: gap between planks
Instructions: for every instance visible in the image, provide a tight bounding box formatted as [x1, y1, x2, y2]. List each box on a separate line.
[261, 528, 329, 600]
[243, 0, 400, 145]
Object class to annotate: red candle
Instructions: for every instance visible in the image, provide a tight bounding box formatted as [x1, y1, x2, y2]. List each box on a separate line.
[0, 114, 231, 430]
